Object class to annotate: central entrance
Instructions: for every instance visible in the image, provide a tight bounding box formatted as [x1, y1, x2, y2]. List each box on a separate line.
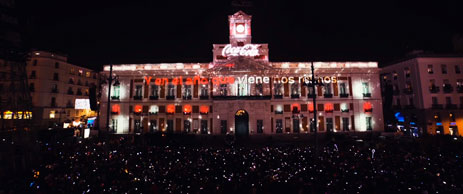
[235, 109, 249, 136]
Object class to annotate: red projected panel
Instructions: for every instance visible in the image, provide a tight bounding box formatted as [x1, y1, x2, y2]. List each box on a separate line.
[200, 105, 209, 114]
[184, 104, 192, 114]
[112, 104, 120, 114]
[134, 105, 142, 113]
[167, 104, 175, 114]
[364, 102, 373, 112]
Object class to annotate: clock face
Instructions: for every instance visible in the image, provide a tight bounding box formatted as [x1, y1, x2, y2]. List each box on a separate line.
[236, 24, 245, 33]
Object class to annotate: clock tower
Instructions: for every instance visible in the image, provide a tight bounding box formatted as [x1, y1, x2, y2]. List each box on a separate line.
[229, 11, 252, 46]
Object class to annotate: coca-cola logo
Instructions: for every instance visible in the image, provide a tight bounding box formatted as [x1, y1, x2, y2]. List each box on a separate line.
[222, 44, 259, 57]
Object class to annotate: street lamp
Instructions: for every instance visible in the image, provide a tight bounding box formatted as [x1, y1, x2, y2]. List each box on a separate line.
[304, 62, 324, 156]
[101, 64, 119, 133]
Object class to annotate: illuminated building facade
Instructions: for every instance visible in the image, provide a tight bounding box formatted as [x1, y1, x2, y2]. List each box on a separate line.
[100, 11, 384, 134]
[25, 51, 99, 128]
[381, 53, 463, 135]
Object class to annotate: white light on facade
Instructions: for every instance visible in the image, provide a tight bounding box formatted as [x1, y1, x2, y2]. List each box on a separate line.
[75, 99, 91, 110]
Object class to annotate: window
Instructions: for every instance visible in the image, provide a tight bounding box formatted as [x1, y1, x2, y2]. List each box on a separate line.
[29, 83, 35, 92]
[362, 82, 370, 97]
[404, 67, 410, 78]
[460, 96, 463, 106]
[393, 71, 398, 80]
[257, 120, 263, 133]
[183, 85, 192, 98]
[86, 72, 91, 78]
[183, 104, 192, 115]
[51, 84, 58, 93]
[30, 71, 36, 78]
[274, 83, 283, 95]
[340, 83, 347, 95]
[427, 65, 433, 74]
[113, 85, 120, 98]
[67, 87, 73, 95]
[149, 105, 159, 114]
[220, 84, 228, 96]
[450, 113, 456, 122]
[342, 117, 349, 131]
[409, 97, 414, 106]
[150, 120, 158, 132]
[111, 104, 120, 114]
[365, 117, 372, 131]
[455, 65, 461, 74]
[167, 84, 175, 97]
[78, 70, 83, 76]
[220, 120, 227, 134]
[446, 97, 452, 105]
[53, 73, 59, 81]
[55, 62, 59, 69]
[326, 118, 333, 132]
[33, 60, 37, 66]
[76, 88, 82, 95]
[49, 110, 56, 119]
[200, 84, 208, 96]
[150, 85, 158, 97]
[276, 119, 283, 133]
[441, 64, 447, 74]
[324, 84, 332, 95]
[135, 85, 143, 97]
[51, 97, 56, 107]
[396, 98, 401, 106]
[134, 120, 141, 134]
[255, 83, 263, 95]
[432, 97, 438, 105]
[70, 68, 75, 75]
[291, 82, 299, 95]
[112, 119, 118, 132]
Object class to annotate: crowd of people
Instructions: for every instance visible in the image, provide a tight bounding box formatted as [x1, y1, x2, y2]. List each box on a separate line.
[3, 135, 463, 193]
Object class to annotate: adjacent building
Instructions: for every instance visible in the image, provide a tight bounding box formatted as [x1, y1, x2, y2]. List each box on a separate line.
[381, 53, 463, 135]
[25, 51, 99, 128]
[99, 11, 384, 135]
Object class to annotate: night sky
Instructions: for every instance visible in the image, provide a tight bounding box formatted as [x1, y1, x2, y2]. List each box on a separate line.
[17, 0, 463, 70]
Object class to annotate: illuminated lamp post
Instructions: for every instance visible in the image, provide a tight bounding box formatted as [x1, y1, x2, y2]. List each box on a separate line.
[101, 64, 120, 133]
[305, 62, 324, 156]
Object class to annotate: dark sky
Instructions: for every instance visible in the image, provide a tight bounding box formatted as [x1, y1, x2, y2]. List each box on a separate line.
[17, 0, 463, 70]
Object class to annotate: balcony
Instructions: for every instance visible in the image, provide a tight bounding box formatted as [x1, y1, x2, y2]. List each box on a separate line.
[133, 96, 142, 100]
[341, 109, 349, 113]
[51, 88, 58, 93]
[429, 86, 440, 93]
[324, 93, 333, 98]
[292, 109, 300, 114]
[66, 103, 74, 108]
[68, 80, 74, 84]
[149, 96, 158, 100]
[393, 90, 400, 96]
[212, 95, 272, 100]
[76, 91, 82, 96]
[67, 90, 74, 95]
[111, 96, 120, 100]
[183, 95, 192, 100]
[166, 95, 175, 100]
[363, 93, 371, 97]
[340, 93, 349, 98]
[273, 94, 283, 99]
[446, 104, 457, 109]
[307, 93, 316, 98]
[51, 103, 57, 108]
[402, 88, 413, 95]
[443, 85, 453, 93]
[432, 104, 443, 109]
[200, 95, 209, 100]
[29, 75, 36, 79]
[392, 105, 402, 109]
[275, 110, 283, 114]
[291, 94, 300, 99]
[365, 108, 373, 113]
